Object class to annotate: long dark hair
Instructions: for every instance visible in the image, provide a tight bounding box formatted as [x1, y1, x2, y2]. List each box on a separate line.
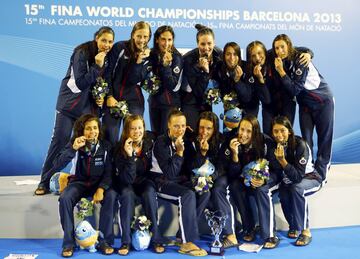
[223, 42, 242, 67]
[127, 21, 152, 60]
[153, 25, 179, 55]
[272, 34, 297, 60]
[239, 115, 264, 159]
[246, 40, 267, 76]
[71, 114, 103, 143]
[271, 115, 296, 161]
[74, 26, 115, 66]
[196, 111, 220, 151]
[114, 114, 145, 158]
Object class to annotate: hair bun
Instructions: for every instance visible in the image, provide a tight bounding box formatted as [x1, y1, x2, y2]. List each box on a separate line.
[195, 24, 207, 31]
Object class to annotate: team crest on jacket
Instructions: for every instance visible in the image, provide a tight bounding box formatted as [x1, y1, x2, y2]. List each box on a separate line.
[295, 68, 303, 75]
[225, 148, 231, 156]
[299, 157, 307, 165]
[173, 66, 180, 74]
[249, 76, 255, 83]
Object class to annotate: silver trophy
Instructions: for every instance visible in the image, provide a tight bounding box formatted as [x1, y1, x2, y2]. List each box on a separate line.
[205, 210, 228, 255]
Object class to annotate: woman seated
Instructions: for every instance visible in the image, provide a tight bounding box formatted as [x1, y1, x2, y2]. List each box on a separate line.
[270, 116, 322, 246]
[57, 114, 114, 257]
[100, 114, 164, 255]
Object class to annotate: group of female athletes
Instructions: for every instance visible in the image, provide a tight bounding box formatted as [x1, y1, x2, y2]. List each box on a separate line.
[34, 21, 334, 257]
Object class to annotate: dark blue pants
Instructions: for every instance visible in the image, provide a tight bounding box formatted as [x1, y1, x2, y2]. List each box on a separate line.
[149, 97, 179, 136]
[229, 178, 255, 234]
[279, 178, 321, 231]
[58, 182, 113, 249]
[262, 100, 296, 135]
[99, 180, 160, 246]
[156, 182, 199, 243]
[299, 99, 334, 182]
[211, 176, 235, 236]
[39, 112, 75, 189]
[181, 103, 210, 132]
[252, 173, 281, 239]
[102, 102, 144, 146]
[212, 175, 254, 236]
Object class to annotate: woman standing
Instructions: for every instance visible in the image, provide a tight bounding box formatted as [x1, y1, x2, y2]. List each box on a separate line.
[271, 116, 322, 246]
[245, 40, 312, 135]
[35, 27, 114, 195]
[181, 24, 222, 130]
[131, 25, 183, 136]
[271, 34, 334, 183]
[214, 42, 270, 117]
[103, 21, 151, 145]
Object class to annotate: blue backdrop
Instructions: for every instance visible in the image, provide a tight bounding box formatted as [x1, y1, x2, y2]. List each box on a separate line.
[1, 0, 359, 175]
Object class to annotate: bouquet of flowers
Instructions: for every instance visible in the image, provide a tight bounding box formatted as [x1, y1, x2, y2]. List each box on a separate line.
[131, 215, 151, 251]
[205, 88, 221, 105]
[92, 77, 109, 100]
[222, 91, 240, 110]
[141, 71, 161, 95]
[192, 160, 215, 194]
[110, 100, 129, 119]
[76, 198, 94, 221]
[242, 158, 270, 187]
[131, 215, 151, 231]
[192, 175, 214, 194]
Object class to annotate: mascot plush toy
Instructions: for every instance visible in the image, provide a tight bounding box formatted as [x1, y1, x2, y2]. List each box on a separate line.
[49, 172, 69, 194]
[220, 107, 242, 133]
[75, 198, 98, 252]
[75, 220, 99, 252]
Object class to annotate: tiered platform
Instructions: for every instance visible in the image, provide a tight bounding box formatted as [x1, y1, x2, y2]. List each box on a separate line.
[1, 164, 359, 238]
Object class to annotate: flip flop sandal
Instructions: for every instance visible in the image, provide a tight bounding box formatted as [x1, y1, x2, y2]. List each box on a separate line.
[154, 243, 165, 254]
[263, 236, 280, 249]
[178, 248, 208, 256]
[287, 230, 299, 239]
[34, 186, 48, 195]
[222, 237, 239, 248]
[118, 244, 130, 256]
[96, 242, 114, 255]
[295, 234, 312, 246]
[243, 229, 256, 242]
[61, 247, 74, 257]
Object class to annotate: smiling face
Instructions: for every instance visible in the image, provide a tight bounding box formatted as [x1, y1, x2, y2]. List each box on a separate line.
[96, 32, 114, 53]
[237, 120, 253, 145]
[83, 119, 99, 143]
[156, 31, 173, 53]
[132, 28, 150, 51]
[128, 119, 144, 143]
[168, 115, 186, 139]
[274, 40, 289, 59]
[272, 123, 290, 145]
[198, 34, 214, 58]
[198, 119, 214, 142]
[224, 46, 239, 69]
[250, 44, 266, 66]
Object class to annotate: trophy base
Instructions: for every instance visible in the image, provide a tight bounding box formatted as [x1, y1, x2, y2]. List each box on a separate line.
[209, 246, 225, 256]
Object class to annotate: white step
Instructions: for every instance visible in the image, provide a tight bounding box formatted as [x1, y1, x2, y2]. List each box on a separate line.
[0, 164, 359, 238]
